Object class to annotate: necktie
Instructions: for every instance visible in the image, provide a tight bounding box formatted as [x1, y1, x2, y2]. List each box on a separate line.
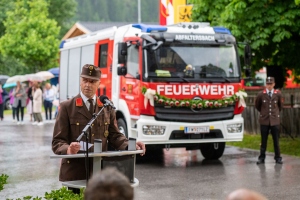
[88, 99, 94, 115]
[268, 92, 272, 98]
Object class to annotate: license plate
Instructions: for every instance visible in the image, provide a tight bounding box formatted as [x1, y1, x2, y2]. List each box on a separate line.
[184, 126, 210, 134]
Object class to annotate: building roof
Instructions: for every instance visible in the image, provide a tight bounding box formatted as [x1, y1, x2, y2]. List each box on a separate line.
[62, 21, 158, 40]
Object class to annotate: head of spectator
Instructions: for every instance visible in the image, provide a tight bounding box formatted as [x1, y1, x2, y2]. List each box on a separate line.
[84, 167, 134, 200]
[16, 81, 21, 88]
[45, 82, 51, 90]
[226, 188, 268, 200]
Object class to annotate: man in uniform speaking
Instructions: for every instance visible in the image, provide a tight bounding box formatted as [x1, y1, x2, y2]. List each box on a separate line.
[52, 64, 145, 192]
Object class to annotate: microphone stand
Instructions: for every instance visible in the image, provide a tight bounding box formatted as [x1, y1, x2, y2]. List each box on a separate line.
[76, 106, 106, 184]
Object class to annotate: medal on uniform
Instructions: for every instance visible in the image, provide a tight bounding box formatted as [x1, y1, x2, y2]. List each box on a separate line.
[104, 130, 109, 137]
[104, 122, 109, 137]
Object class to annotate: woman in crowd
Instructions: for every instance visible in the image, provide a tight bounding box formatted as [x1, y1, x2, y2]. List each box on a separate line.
[32, 81, 43, 125]
[12, 81, 27, 125]
[9, 88, 16, 122]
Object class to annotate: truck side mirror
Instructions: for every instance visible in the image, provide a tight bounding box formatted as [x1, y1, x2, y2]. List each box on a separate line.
[117, 66, 127, 76]
[118, 42, 127, 64]
[244, 44, 252, 66]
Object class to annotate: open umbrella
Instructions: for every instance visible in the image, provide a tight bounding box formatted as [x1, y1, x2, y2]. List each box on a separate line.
[25, 73, 45, 82]
[48, 67, 59, 76]
[3, 82, 17, 88]
[6, 75, 27, 84]
[0, 75, 10, 85]
[35, 71, 55, 80]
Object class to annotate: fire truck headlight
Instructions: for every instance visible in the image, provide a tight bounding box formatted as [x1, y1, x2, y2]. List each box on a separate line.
[142, 125, 166, 135]
[227, 123, 242, 133]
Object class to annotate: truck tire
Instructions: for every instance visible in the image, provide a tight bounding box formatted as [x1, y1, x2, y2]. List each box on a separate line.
[200, 142, 225, 160]
[117, 118, 128, 138]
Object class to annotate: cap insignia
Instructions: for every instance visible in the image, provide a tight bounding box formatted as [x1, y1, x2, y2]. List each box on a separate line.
[89, 65, 94, 75]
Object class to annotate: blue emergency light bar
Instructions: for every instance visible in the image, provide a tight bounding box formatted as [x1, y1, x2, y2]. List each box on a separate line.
[132, 24, 167, 33]
[59, 40, 65, 49]
[213, 27, 232, 35]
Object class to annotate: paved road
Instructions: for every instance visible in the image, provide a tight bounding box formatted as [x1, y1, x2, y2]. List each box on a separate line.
[1, 113, 300, 199]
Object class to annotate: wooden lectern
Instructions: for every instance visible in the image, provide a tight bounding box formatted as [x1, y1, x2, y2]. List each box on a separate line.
[50, 150, 143, 188]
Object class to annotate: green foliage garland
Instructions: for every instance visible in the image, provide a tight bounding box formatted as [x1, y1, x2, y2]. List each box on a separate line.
[142, 86, 246, 109]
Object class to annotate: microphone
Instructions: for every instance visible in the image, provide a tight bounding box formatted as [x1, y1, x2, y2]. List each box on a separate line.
[99, 95, 116, 109]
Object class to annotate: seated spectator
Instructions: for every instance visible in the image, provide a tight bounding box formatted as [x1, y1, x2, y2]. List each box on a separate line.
[84, 167, 133, 200]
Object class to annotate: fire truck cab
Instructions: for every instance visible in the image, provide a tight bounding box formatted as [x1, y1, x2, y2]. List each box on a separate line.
[59, 22, 247, 159]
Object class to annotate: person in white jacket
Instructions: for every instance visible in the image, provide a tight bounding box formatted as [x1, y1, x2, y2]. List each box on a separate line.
[32, 81, 43, 125]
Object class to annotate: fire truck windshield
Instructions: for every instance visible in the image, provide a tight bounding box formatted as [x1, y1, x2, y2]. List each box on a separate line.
[144, 43, 240, 83]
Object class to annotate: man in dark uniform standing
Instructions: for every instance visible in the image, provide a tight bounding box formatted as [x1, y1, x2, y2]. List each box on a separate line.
[52, 64, 146, 192]
[255, 76, 283, 164]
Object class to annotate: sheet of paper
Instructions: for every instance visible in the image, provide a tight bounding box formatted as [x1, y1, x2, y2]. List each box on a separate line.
[79, 141, 93, 151]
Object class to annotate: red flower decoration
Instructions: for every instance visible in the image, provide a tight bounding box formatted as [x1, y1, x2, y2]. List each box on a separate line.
[170, 101, 174, 106]
[76, 98, 83, 107]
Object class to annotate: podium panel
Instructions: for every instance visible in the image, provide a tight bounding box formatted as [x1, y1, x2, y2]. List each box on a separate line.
[50, 150, 143, 188]
[101, 155, 135, 183]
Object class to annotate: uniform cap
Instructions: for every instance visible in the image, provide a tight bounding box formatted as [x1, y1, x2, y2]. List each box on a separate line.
[266, 76, 275, 84]
[80, 64, 101, 81]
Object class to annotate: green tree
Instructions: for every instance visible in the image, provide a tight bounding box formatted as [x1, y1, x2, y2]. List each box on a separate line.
[0, 0, 60, 74]
[0, 0, 15, 37]
[73, 0, 158, 23]
[190, 0, 300, 82]
[47, 0, 77, 39]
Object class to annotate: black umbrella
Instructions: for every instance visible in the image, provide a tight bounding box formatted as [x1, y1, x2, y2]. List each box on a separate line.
[0, 75, 10, 85]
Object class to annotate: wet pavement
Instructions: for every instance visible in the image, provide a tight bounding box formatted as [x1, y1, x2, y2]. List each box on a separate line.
[1, 113, 300, 199]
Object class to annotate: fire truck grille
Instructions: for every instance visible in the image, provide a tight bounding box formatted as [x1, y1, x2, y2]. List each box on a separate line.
[170, 129, 223, 140]
[154, 105, 235, 122]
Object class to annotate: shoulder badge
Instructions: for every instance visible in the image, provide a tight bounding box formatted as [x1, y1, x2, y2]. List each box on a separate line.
[76, 98, 83, 107]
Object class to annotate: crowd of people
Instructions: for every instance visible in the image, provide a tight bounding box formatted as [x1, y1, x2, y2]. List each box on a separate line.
[0, 80, 59, 125]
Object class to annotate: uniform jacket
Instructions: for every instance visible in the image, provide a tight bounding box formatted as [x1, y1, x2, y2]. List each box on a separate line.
[255, 89, 282, 126]
[52, 94, 128, 181]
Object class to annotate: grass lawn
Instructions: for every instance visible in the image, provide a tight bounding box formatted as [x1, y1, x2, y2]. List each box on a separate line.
[227, 134, 300, 157]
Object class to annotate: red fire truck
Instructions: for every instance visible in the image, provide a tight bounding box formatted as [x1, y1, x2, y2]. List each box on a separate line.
[59, 22, 248, 159]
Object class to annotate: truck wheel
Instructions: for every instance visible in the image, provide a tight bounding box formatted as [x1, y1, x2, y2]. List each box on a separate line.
[117, 118, 128, 138]
[200, 142, 225, 160]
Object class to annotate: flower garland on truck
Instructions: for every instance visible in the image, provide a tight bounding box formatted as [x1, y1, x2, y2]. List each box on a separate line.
[142, 86, 247, 109]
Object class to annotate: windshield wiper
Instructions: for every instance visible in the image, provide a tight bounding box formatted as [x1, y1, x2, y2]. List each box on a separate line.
[220, 76, 231, 83]
[146, 74, 190, 83]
